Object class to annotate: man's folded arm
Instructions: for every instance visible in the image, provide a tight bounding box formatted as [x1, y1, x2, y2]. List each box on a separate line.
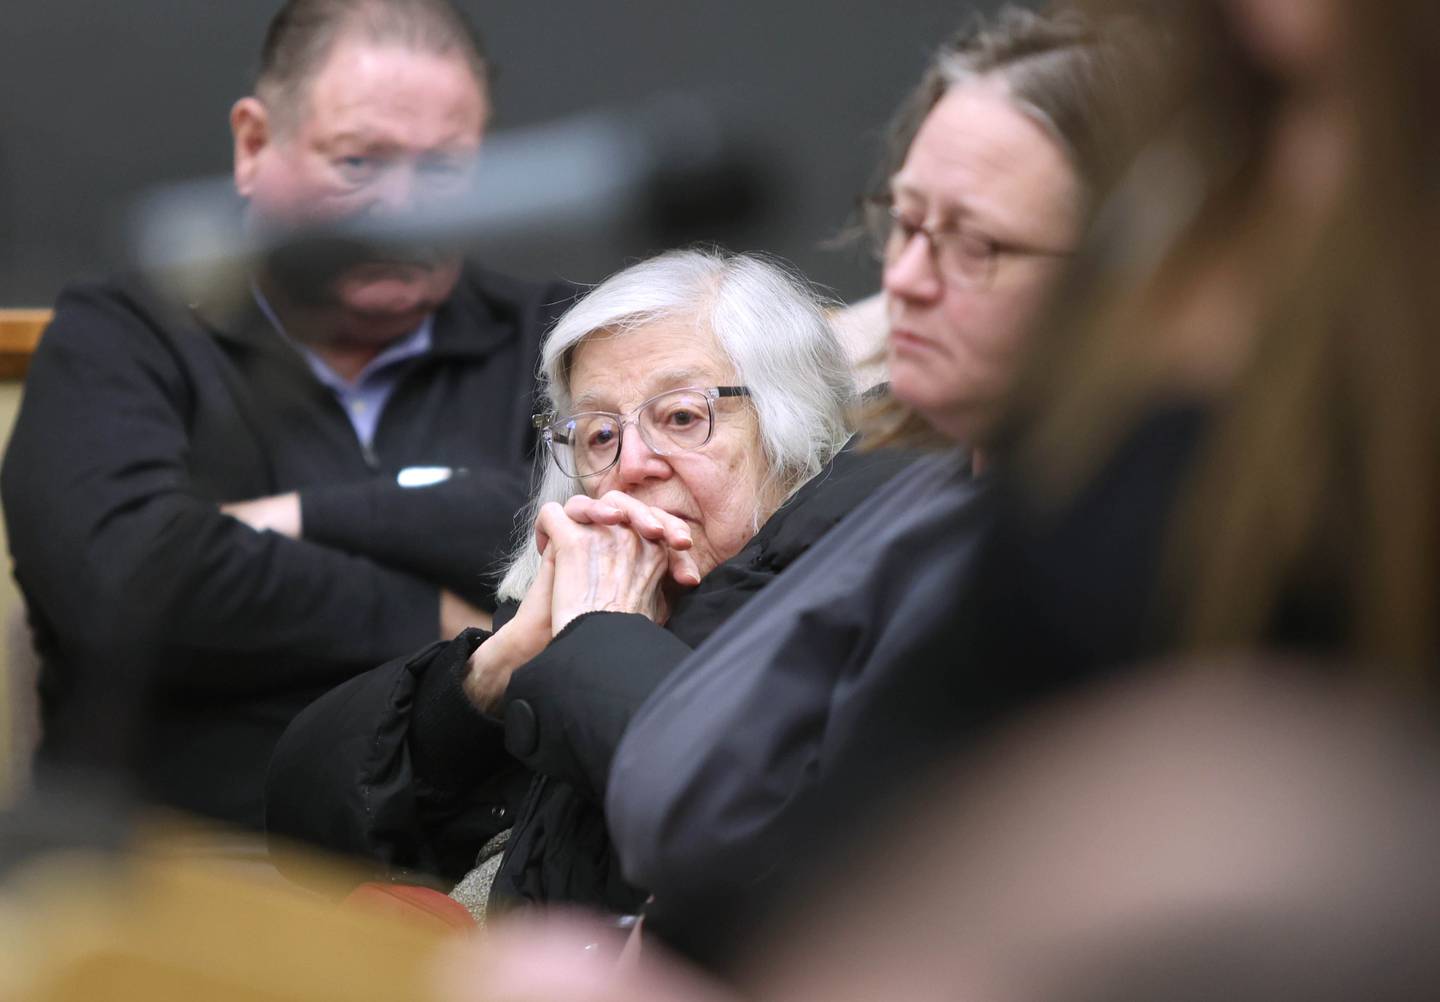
[289, 276, 578, 606]
[1, 285, 445, 696]
[299, 468, 532, 609]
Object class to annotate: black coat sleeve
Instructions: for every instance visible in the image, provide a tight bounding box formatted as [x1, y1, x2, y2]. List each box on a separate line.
[267, 628, 525, 883]
[298, 466, 532, 609]
[502, 612, 695, 801]
[0, 283, 441, 696]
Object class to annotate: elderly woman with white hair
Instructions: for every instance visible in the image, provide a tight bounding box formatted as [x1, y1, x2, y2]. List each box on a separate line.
[265, 247, 917, 917]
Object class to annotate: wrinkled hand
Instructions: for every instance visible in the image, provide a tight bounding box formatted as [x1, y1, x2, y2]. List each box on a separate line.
[542, 492, 702, 588]
[463, 547, 555, 714]
[536, 491, 701, 634]
[501, 543, 559, 662]
[221, 492, 302, 538]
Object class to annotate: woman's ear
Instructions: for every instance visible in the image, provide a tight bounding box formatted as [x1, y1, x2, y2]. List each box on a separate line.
[230, 97, 271, 199]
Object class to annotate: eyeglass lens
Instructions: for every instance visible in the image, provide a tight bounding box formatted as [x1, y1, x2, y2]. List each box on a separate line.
[882, 209, 993, 287]
[553, 388, 714, 477]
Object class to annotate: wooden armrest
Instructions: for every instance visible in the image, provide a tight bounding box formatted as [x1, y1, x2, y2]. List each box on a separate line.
[0, 309, 51, 380]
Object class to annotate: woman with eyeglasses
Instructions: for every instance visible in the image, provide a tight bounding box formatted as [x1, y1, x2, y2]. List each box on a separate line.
[265, 247, 916, 916]
[605, 7, 1148, 968]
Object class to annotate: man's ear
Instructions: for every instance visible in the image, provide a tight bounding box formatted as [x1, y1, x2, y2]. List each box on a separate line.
[231, 97, 271, 198]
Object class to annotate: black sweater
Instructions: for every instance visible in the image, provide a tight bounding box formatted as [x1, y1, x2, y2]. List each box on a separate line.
[2, 266, 572, 826]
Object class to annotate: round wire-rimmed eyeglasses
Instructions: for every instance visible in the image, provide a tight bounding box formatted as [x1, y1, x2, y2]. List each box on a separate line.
[534, 385, 751, 479]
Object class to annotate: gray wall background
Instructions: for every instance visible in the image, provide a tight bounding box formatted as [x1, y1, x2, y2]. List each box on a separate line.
[0, 1, 1008, 306]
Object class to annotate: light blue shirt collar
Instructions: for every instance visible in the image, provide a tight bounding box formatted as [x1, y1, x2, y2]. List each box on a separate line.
[252, 285, 433, 449]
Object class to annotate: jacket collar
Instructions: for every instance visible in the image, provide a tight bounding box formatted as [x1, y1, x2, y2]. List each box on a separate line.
[425, 267, 513, 360]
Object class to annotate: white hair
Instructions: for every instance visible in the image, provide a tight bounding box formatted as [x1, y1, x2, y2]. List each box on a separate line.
[496, 248, 855, 602]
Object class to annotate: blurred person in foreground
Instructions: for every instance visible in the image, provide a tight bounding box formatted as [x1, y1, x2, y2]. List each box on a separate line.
[265, 248, 915, 917]
[0, 0, 572, 829]
[604, 6, 1143, 969]
[443, 665, 1440, 1002]
[964, 0, 1440, 684]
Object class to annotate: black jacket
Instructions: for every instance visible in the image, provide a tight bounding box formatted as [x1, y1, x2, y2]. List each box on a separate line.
[264, 442, 919, 911]
[1, 267, 572, 827]
[600, 421, 1205, 971]
[605, 451, 985, 952]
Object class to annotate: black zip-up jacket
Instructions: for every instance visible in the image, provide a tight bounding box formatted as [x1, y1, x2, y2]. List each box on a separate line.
[264, 442, 920, 911]
[1, 267, 573, 827]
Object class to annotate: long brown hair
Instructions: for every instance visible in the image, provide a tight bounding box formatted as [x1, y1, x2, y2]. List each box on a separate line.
[1008, 0, 1440, 670]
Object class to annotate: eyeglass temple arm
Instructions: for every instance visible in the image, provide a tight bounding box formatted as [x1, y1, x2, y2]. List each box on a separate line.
[532, 413, 572, 446]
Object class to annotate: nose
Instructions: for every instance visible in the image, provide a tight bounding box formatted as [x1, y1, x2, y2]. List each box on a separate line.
[882, 231, 943, 305]
[609, 421, 673, 490]
[362, 163, 419, 215]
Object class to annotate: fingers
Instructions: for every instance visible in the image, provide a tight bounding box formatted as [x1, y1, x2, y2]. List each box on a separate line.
[562, 493, 627, 524]
[534, 501, 572, 555]
[668, 548, 702, 588]
[542, 493, 701, 588]
[574, 491, 694, 551]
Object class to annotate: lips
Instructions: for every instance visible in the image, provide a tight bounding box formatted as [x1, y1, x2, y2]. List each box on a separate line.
[889, 326, 940, 354]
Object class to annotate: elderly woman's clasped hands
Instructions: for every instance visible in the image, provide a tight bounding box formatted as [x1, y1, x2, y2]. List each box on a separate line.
[538, 490, 704, 627]
[464, 491, 703, 713]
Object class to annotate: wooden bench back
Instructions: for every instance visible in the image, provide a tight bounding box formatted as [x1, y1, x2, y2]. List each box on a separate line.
[0, 309, 50, 380]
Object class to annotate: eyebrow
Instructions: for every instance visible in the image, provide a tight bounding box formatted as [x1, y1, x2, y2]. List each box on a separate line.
[890, 179, 1040, 245]
[890, 179, 976, 226]
[320, 132, 402, 155]
[571, 367, 715, 412]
